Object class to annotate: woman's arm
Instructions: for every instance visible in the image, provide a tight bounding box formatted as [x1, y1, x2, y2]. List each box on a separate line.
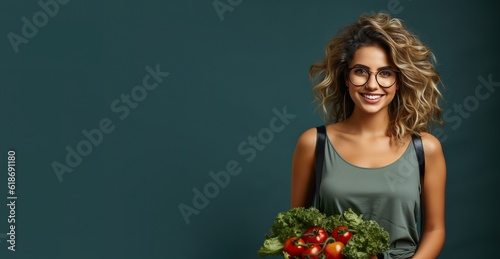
[290, 127, 317, 208]
[412, 132, 447, 259]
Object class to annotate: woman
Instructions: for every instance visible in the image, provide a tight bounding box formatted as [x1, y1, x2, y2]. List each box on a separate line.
[291, 13, 446, 259]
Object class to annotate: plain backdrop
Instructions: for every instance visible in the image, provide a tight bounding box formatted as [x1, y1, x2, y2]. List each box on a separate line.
[1, 0, 499, 258]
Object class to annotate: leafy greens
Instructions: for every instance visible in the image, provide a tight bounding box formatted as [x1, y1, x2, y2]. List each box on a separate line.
[257, 207, 390, 259]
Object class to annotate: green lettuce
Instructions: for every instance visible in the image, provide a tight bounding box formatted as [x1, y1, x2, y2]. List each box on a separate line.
[257, 207, 328, 256]
[257, 237, 283, 256]
[257, 207, 390, 259]
[341, 219, 390, 258]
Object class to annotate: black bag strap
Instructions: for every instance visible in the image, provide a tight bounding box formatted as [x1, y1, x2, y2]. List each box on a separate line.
[411, 134, 425, 181]
[314, 125, 326, 211]
[411, 134, 425, 237]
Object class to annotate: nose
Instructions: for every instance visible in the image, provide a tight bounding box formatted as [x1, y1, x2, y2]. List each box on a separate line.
[365, 72, 379, 91]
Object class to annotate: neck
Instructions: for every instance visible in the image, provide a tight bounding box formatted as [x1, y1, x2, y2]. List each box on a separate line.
[344, 108, 390, 137]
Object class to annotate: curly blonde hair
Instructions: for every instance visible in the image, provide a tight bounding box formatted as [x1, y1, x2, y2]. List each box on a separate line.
[310, 12, 444, 142]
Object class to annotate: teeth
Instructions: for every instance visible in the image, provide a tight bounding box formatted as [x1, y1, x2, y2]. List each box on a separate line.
[362, 94, 382, 100]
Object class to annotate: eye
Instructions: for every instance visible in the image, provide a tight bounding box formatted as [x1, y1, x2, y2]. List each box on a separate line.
[378, 70, 394, 77]
[353, 68, 368, 75]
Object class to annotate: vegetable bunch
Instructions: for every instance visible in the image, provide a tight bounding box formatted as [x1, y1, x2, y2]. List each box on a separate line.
[257, 207, 390, 259]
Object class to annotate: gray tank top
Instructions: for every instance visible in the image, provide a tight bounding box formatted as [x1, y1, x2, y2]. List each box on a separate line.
[319, 131, 421, 259]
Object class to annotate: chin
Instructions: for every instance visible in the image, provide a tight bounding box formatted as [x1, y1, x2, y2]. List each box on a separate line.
[354, 104, 390, 115]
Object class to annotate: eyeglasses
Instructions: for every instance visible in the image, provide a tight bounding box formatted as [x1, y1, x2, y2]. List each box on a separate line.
[347, 67, 399, 88]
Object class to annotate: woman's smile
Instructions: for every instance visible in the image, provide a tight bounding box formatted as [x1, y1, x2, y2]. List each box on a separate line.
[359, 92, 385, 103]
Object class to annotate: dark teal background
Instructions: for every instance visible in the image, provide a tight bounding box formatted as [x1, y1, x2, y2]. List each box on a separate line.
[1, 0, 499, 258]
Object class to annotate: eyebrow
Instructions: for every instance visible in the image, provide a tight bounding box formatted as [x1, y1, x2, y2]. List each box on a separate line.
[351, 64, 395, 71]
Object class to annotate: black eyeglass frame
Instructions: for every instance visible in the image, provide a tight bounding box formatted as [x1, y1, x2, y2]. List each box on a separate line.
[346, 67, 400, 88]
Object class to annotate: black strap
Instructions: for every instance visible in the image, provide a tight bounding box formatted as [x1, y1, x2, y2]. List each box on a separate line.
[411, 134, 425, 238]
[411, 134, 425, 181]
[314, 125, 326, 211]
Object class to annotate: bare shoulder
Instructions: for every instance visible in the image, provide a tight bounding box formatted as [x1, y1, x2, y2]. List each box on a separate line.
[295, 127, 318, 150]
[291, 127, 320, 207]
[420, 132, 444, 156]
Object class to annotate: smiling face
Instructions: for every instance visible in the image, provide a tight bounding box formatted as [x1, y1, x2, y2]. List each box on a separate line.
[346, 45, 398, 116]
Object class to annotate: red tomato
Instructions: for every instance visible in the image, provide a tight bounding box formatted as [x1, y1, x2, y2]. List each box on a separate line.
[331, 226, 353, 245]
[323, 241, 345, 259]
[302, 226, 328, 245]
[283, 237, 306, 257]
[300, 244, 322, 259]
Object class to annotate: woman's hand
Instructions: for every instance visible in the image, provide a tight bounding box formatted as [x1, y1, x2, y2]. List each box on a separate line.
[369, 255, 378, 259]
